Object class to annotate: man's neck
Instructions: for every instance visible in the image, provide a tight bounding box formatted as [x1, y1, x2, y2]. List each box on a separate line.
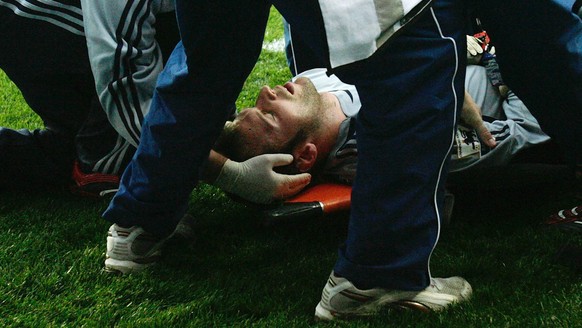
[313, 92, 347, 157]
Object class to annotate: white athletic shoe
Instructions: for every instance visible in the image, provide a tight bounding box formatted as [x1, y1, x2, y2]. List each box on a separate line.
[105, 224, 168, 274]
[314, 271, 472, 321]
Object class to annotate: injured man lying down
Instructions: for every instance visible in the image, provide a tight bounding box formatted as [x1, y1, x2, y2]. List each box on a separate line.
[213, 66, 552, 188]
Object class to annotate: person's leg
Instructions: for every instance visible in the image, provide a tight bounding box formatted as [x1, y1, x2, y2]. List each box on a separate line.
[103, 43, 205, 236]
[104, 1, 270, 233]
[275, 0, 472, 317]
[284, 19, 326, 76]
[330, 0, 466, 290]
[71, 97, 132, 197]
[153, 10, 181, 63]
[74, 97, 135, 176]
[0, 3, 92, 189]
[0, 128, 74, 189]
[313, 0, 471, 318]
[74, 7, 181, 187]
[74, 5, 181, 195]
[102, 1, 272, 272]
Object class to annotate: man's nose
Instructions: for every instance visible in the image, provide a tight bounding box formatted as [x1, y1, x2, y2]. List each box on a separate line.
[261, 86, 277, 100]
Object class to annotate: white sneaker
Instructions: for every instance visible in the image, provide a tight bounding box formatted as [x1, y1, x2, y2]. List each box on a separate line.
[105, 224, 168, 274]
[315, 271, 472, 320]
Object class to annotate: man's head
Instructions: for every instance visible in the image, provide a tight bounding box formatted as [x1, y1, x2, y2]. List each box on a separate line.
[214, 77, 328, 174]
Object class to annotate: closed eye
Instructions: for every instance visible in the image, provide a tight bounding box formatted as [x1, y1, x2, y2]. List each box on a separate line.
[263, 111, 276, 121]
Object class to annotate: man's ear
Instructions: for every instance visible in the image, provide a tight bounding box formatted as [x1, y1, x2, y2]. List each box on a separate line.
[294, 143, 318, 172]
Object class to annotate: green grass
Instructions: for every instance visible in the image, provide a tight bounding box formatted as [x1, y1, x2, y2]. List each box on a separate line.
[1, 7, 581, 327]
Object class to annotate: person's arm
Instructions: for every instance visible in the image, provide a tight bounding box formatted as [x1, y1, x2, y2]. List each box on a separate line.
[455, 91, 552, 172]
[466, 65, 550, 158]
[80, 0, 173, 147]
[461, 91, 496, 148]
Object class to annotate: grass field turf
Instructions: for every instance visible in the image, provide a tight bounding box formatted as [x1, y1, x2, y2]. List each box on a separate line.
[0, 8, 581, 327]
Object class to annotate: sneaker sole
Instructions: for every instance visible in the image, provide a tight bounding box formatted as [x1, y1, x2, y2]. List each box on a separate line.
[314, 299, 429, 321]
[314, 303, 336, 321]
[104, 258, 155, 274]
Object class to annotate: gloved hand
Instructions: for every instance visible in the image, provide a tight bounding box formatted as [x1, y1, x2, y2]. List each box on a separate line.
[214, 153, 312, 204]
[467, 35, 484, 64]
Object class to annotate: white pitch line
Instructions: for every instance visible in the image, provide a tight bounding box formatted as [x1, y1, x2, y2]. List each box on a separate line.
[262, 38, 285, 52]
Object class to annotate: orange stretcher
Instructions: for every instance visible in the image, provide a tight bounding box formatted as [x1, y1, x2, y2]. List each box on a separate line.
[262, 183, 352, 225]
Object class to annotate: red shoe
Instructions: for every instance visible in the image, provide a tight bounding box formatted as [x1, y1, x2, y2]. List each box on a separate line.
[70, 161, 120, 197]
[545, 205, 582, 232]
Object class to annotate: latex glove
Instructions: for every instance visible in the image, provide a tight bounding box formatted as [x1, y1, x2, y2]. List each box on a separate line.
[467, 35, 484, 64]
[214, 154, 311, 204]
[466, 35, 484, 56]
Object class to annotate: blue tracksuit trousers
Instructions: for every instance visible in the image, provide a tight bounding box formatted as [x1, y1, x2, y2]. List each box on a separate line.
[329, 0, 465, 290]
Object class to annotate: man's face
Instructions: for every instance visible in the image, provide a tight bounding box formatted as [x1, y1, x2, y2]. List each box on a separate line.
[228, 77, 322, 157]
